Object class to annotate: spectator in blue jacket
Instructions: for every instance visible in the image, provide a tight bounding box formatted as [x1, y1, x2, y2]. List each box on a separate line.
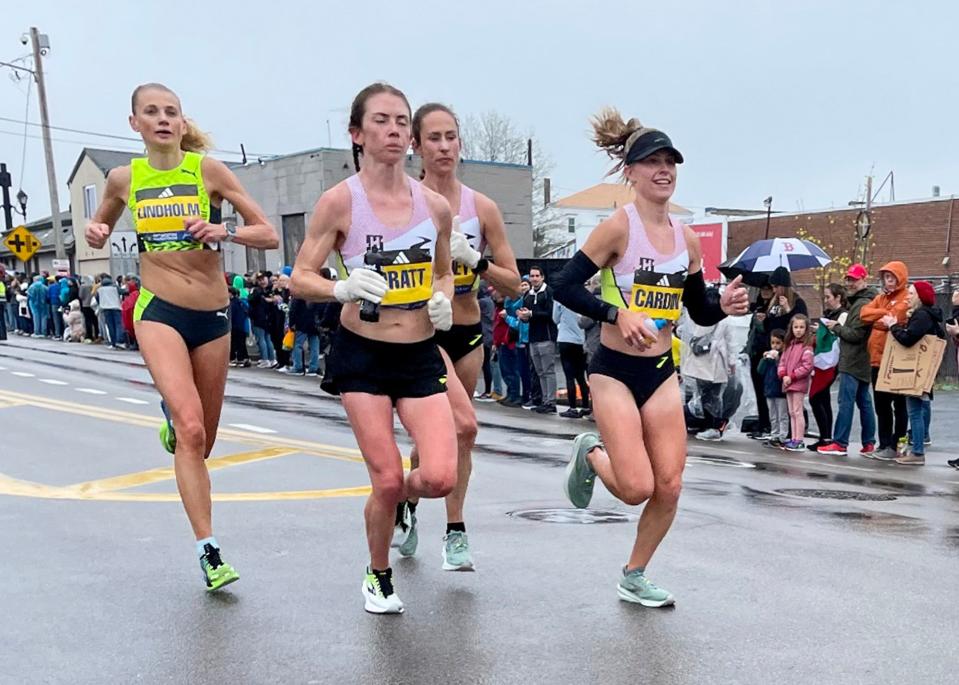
[47, 276, 63, 340]
[27, 275, 48, 338]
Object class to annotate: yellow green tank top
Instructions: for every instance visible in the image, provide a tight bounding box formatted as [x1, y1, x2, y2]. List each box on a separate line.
[127, 151, 220, 252]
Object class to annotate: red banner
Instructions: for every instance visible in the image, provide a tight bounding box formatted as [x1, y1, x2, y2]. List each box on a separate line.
[688, 222, 725, 282]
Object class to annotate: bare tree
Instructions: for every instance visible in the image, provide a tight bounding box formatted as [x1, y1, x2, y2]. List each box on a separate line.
[460, 111, 568, 257]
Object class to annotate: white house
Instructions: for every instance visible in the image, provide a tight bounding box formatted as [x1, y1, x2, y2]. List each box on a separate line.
[553, 183, 693, 254]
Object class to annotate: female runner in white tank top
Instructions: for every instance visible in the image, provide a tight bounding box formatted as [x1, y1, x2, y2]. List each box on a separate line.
[553, 109, 749, 607]
[388, 103, 521, 570]
[291, 83, 457, 615]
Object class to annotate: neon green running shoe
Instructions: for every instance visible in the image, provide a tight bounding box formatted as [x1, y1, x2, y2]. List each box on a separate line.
[362, 566, 404, 614]
[199, 543, 239, 592]
[441, 530, 474, 571]
[159, 400, 176, 455]
[564, 432, 601, 508]
[617, 566, 674, 607]
[398, 510, 418, 558]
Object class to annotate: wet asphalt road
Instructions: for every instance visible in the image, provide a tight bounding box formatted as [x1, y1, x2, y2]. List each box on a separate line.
[1, 337, 958, 685]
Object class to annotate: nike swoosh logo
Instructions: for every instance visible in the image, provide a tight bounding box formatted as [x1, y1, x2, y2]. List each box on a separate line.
[656, 355, 669, 368]
[470, 334, 482, 346]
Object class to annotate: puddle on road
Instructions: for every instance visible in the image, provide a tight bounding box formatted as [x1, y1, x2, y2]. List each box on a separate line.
[774, 488, 898, 502]
[508, 508, 639, 524]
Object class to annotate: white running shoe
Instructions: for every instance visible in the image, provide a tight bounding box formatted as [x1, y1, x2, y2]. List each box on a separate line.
[362, 567, 404, 614]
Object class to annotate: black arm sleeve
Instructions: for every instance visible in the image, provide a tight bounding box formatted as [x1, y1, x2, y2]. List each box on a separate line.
[552, 251, 618, 323]
[683, 270, 726, 326]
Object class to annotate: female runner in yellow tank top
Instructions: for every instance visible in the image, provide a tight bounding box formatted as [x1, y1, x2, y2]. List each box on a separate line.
[389, 103, 521, 570]
[292, 82, 457, 614]
[84, 83, 277, 591]
[553, 108, 749, 607]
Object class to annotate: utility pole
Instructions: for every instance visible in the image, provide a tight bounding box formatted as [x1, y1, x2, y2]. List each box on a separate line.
[862, 175, 873, 265]
[763, 196, 773, 240]
[30, 27, 65, 259]
[0, 163, 12, 232]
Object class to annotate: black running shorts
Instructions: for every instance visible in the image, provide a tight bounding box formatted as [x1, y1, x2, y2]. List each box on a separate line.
[433, 322, 484, 363]
[322, 326, 448, 402]
[587, 344, 676, 409]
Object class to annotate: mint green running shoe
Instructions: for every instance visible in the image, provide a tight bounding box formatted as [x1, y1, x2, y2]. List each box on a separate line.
[564, 432, 601, 508]
[441, 531, 474, 571]
[617, 566, 674, 607]
[159, 400, 176, 455]
[199, 543, 239, 592]
[399, 510, 418, 558]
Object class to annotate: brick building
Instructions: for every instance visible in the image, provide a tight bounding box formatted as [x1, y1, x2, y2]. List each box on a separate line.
[728, 195, 959, 315]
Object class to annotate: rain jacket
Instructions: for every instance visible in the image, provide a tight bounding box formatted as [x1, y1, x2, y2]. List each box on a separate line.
[27, 277, 47, 309]
[889, 303, 945, 348]
[121, 281, 139, 339]
[65, 301, 85, 341]
[778, 340, 814, 395]
[832, 286, 877, 383]
[860, 261, 909, 367]
[504, 295, 529, 346]
[682, 319, 735, 384]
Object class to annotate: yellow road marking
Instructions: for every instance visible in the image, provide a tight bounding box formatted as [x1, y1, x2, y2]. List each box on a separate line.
[0, 388, 403, 466]
[0, 470, 370, 502]
[68, 447, 297, 495]
[0, 389, 401, 502]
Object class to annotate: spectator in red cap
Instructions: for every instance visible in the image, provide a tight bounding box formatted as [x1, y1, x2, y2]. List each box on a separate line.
[818, 264, 878, 457]
[883, 281, 945, 465]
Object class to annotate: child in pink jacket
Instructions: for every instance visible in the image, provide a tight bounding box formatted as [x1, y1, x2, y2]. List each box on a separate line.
[778, 314, 815, 452]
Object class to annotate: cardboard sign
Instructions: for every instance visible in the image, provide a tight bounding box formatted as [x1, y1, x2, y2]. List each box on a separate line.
[876, 333, 946, 396]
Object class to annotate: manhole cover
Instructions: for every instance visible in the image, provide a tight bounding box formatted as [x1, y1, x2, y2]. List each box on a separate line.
[775, 488, 897, 502]
[508, 508, 639, 524]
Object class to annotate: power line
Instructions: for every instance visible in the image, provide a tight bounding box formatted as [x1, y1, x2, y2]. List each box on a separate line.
[0, 127, 143, 151]
[0, 114, 273, 158]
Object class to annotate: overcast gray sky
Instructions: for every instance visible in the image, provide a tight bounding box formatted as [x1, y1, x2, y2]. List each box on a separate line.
[2, 0, 957, 221]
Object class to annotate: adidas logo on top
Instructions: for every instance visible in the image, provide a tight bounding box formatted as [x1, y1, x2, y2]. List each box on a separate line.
[158, 187, 174, 199]
[657, 274, 671, 287]
[393, 251, 410, 265]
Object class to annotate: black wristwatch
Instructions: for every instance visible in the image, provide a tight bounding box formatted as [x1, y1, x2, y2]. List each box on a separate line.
[473, 257, 490, 274]
[605, 306, 619, 324]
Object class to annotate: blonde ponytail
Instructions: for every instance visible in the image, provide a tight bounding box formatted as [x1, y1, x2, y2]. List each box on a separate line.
[181, 118, 213, 153]
[590, 107, 644, 177]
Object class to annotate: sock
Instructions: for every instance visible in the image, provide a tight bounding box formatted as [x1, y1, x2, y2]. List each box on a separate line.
[196, 536, 218, 557]
[446, 522, 466, 534]
[625, 565, 645, 576]
[408, 501, 417, 514]
[394, 502, 407, 527]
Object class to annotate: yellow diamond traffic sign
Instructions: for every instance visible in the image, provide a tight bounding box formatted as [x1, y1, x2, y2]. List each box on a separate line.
[3, 225, 41, 262]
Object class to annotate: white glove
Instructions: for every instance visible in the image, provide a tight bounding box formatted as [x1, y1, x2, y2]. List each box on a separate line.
[449, 215, 481, 269]
[428, 292, 453, 331]
[333, 267, 388, 304]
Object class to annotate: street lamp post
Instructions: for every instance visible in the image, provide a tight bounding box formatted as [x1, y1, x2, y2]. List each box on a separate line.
[16, 189, 27, 222]
[763, 196, 773, 240]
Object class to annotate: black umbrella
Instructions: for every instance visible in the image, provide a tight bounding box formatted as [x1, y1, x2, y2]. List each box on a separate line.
[718, 258, 772, 288]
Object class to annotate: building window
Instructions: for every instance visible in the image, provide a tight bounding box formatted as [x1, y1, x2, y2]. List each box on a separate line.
[83, 185, 97, 219]
[282, 213, 306, 266]
[567, 217, 576, 233]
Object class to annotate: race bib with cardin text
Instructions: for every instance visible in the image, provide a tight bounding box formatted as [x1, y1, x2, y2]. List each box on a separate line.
[628, 270, 686, 321]
[373, 246, 434, 308]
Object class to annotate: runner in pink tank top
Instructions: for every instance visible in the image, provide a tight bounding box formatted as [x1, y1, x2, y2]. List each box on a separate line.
[290, 83, 458, 615]
[382, 103, 522, 572]
[548, 107, 749, 609]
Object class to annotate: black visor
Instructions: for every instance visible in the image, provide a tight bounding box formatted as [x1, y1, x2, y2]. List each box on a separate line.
[624, 131, 684, 165]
